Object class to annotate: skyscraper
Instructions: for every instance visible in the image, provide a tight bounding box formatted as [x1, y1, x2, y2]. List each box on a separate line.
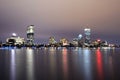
[27, 25, 34, 45]
[84, 28, 91, 44]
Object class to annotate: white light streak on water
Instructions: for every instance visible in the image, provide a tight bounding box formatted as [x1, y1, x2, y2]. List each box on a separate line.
[26, 48, 35, 80]
[83, 48, 92, 80]
[10, 49, 16, 80]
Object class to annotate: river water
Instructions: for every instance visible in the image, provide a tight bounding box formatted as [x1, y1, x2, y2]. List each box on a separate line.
[0, 47, 120, 80]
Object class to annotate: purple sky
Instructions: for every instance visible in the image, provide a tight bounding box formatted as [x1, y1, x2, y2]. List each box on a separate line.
[0, 0, 120, 44]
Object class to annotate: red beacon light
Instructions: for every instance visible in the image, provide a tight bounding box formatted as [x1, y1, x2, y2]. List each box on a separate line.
[97, 39, 101, 42]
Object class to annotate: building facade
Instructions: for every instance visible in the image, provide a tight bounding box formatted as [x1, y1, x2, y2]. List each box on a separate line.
[27, 25, 34, 45]
[84, 28, 91, 44]
[6, 33, 25, 45]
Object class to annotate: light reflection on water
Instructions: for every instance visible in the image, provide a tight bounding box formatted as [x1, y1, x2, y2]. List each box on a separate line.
[0, 47, 120, 80]
[26, 48, 35, 80]
[10, 49, 16, 80]
[83, 48, 92, 80]
[96, 49, 104, 80]
[62, 48, 68, 80]
[49, 47, 57, 80]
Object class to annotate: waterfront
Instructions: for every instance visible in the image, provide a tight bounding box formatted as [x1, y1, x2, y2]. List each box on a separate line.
[0, 47, 120, 80]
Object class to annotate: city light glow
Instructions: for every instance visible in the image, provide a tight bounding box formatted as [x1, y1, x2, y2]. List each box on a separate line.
[12, 33, 17, 37]
[97, 39, 101, 42]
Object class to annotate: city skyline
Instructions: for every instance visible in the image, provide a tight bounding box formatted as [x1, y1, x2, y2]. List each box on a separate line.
[0, 0, 120, 44]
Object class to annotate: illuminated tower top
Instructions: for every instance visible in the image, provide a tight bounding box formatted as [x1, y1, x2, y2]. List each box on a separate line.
[84, 28, 91, 36]
[27, 25, 34, 34]
[78, 34, 83, 40]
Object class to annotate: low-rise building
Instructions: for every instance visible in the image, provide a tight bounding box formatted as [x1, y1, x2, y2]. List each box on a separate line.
[6, 33, 25, 45]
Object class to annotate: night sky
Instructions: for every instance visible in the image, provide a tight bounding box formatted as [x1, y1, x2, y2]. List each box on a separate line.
[0, 0, 120, 44]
